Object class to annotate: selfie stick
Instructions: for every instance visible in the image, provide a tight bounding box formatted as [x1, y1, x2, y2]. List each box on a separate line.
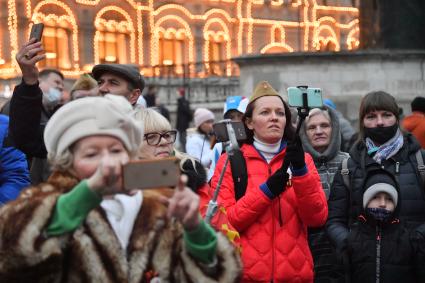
[280, 86, 311, 172]
[205, 121, 239, 224]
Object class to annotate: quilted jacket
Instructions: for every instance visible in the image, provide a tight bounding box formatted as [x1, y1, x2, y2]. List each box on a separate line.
[211, 143, 328, 283]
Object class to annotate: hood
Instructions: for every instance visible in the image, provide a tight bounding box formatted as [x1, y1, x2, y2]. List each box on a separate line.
[300, 105, 342, 162]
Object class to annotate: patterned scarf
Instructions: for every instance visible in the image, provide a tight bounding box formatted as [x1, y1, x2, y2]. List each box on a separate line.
[365, 129, 404, 164]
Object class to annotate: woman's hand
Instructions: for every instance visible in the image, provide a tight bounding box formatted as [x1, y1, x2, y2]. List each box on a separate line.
[15, 38, 45, 85]
[160, 175, 201, 231]
[86, 155, 125, 196]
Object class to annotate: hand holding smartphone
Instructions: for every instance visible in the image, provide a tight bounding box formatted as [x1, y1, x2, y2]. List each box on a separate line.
[24, 23, 44, 60]
[122, 157, 181, 191]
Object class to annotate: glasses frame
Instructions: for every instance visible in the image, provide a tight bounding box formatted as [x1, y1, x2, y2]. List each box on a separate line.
[144, 130, 178, 146]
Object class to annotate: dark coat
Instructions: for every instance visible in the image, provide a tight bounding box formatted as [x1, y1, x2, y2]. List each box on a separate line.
[300, 106, 349, 282]
[0, 171, 241, 282]
[326, 134, 425, 251]
[9, 81, 52, 185]
[176, 96, 192, 132]
[346, 216, 424, 283]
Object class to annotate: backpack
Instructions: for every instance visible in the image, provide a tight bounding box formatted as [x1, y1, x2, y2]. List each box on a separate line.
[341, 149, 425, 189]
[229, 148, 248, 200]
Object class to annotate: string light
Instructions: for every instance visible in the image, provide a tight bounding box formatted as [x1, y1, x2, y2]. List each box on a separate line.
[94, 6, 136, 65]
[33, 1, 80, 70]
[0, 0, 359, 78]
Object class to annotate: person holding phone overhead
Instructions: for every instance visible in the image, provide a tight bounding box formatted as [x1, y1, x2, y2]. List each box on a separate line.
[0, 95, 241, 282]
[8, 23, 65, 185]
[211, 81, 327, 282]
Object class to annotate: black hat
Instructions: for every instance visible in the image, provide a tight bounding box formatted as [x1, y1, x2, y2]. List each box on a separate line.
[363, 169, 398, 209]
[92, 64, 145, 91]
[411, 96, 425, 113]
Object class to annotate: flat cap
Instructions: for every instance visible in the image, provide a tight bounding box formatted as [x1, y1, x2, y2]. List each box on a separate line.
[92, 64, 145, 91]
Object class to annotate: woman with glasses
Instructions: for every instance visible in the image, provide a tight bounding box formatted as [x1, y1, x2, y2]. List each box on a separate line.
[134, 108, 212, 212]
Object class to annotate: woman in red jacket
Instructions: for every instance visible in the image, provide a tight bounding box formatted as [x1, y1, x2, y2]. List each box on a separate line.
[211, 81, 328, 282]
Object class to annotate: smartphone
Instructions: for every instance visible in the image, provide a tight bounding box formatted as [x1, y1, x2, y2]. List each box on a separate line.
[29, 23, 44, 42]
[122, 157, 180, 190]
[287, 87, 323, 108]
[213, 121, 247, 143]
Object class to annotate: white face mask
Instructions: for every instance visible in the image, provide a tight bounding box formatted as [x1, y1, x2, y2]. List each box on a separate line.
[43, 87, 62, 109]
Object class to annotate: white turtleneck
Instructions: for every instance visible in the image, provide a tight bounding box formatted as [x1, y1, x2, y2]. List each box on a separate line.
[253, 136, 282, 163]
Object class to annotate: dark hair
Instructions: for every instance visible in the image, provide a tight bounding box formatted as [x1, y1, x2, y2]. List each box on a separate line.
[242, 96, 295, 144]
[39, 69, 64, 80]
[358, 91, 399, 140]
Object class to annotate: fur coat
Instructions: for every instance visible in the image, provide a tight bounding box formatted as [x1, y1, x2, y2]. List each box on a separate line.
[0, 171, 241, 283]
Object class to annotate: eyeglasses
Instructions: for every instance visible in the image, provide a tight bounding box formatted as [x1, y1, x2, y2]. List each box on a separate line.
[144, 130, 177, 146]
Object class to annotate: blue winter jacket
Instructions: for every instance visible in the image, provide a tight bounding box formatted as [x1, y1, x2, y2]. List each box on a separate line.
[0, 114, 30, 204]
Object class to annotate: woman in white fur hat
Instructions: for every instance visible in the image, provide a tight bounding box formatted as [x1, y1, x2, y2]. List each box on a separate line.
[0, 95, 240, 282]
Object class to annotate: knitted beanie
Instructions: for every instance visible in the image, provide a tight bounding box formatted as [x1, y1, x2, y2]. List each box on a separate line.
[44, 94, 142, 158]
[411, 96, 425, 113]
[362, 169, 398, 209]
[194, 108, 215, 128]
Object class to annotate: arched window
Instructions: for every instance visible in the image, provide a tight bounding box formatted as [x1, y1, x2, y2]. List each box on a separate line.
[94, 8, 135, 65]
[36, 18, 72, 69]
[207, 33, 226, 75]
[97, 31, 129, 63]
[159, 30, 186, 67]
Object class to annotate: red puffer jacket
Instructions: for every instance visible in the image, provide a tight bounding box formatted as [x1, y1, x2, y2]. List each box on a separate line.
[211, 143, 327, 283]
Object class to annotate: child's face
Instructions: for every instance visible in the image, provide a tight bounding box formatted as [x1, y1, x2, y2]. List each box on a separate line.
[367, 192, 395, 212]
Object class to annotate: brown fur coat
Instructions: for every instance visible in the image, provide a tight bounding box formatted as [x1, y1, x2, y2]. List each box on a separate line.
[0, 172, 241, 282]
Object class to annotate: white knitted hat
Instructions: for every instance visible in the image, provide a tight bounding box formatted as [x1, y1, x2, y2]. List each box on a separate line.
[194, 108, 215, 128]
[44, 94, 142, 158]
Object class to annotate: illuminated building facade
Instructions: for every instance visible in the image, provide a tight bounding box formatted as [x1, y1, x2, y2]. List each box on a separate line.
[0, 0, 359, 82]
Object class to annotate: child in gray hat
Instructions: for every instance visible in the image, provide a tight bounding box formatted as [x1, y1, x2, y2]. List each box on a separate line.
[341, 168, 425, 283]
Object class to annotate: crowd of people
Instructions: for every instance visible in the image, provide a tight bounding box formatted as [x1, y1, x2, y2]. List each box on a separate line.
[0, 37, 424, 282]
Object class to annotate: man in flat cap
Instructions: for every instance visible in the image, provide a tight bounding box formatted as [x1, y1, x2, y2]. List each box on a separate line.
[92, 63, 145, 106]
[9, 38, 146, 184]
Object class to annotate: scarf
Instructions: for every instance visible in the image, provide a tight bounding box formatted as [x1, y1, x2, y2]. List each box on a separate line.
[365, 129, 403, 164]
[101, 191, 143, 251]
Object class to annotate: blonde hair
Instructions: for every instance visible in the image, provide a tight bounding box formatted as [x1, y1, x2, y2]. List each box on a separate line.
[133, 108, 198, 171]
[133, 108, 171, 134]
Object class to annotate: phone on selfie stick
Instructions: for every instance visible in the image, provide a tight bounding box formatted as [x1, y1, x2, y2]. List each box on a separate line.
[282, 86, 323, 169]
[205, 119, 245, 224]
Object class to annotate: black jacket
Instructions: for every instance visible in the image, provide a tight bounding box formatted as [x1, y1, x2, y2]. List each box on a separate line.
[9, 81, 53, 184]
[176, 96, 192, 132]
[326, 134, 425, 251]
[345, 216, 424, 283]
[9, 81, 47, 158]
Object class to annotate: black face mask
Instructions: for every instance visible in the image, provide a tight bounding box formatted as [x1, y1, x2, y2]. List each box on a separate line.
[364, 124, 398, 145]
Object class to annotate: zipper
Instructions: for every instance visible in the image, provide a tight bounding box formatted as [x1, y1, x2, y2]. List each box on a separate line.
[395, 161, 400, 174]
[375, 225, 382, 283]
